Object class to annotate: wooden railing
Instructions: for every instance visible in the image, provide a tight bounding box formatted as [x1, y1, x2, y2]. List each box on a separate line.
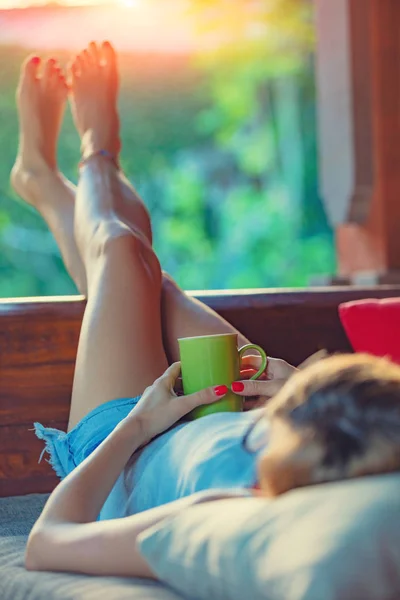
[1, 286, 400, 497]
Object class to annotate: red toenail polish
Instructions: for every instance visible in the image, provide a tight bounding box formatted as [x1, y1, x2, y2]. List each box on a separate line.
[31, 57, 40, 65]
[232, 382, 245, 392]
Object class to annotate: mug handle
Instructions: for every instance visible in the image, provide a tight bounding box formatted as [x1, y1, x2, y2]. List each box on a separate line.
[238, 344, 268, 380]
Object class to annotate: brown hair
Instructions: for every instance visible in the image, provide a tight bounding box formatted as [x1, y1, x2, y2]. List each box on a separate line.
[267, 354, 400, 483]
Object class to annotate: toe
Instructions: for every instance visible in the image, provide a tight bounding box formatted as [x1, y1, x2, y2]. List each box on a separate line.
[20, 55, 41, 86]
[89, 41, 100, 65]
[44, 58, 57, 82]
[102, 41, 117, 71]
[55, 65, 68, 92]
[83, 49, 92, 67]
[101, 41, 118, 90]
[76, 53, 86, 74]
[81, 48, 95, 71]
[50, 66, 62, 89]
[68, 59, 80, 88]
[58, 70, 69, 91]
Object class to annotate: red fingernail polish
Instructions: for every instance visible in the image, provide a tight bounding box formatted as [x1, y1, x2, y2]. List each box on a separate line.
[31, 57, 40, 65]
[214, 385, 228, 397]
[232, 382, 244, 392]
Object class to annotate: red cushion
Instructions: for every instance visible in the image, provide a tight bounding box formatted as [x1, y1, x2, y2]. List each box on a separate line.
[339, 298, 400, 365]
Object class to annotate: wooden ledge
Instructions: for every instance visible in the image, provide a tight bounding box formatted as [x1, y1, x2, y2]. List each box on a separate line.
[1, 285, 400, 497]
[1, 284, 400, 311]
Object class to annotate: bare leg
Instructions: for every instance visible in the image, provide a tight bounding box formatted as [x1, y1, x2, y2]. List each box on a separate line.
[10, 55, 87, 294]
[11, 48, 152, 297]
[67, 49, 169, 430]
[160, 273, 249, 363]
[11, 48, 249, 371]
[70, 176, 167, 430]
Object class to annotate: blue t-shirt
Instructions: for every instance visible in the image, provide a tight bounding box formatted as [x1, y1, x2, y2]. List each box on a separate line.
[100, 409, 265, 520]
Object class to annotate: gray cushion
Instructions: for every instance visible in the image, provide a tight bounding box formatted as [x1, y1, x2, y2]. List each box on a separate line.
[139, 474, 400, 600]
[0, 493, 49, 536]
[0, 493, 184, 600]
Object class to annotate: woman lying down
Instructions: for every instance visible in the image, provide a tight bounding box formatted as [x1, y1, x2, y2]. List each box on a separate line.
[12, 42, 400, 579]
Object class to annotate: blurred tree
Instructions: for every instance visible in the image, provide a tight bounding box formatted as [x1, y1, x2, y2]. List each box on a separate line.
[192, 0, 329, 235]
[0, 0, 335, 297]
[184, 0, 335, 285]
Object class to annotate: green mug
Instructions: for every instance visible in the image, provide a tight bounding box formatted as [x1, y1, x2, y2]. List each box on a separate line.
[178, 333, 268, 419]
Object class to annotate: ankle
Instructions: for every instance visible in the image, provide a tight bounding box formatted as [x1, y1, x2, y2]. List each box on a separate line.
[11, 159, 59, 200]
[80, 130, 118, 162]
[79, 150, 119, 172]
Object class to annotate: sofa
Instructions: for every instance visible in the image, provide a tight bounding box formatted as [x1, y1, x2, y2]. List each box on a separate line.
[1, 286, 400, 600]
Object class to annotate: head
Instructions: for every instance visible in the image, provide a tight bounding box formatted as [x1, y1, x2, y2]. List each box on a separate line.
[255, 354, 400, 496]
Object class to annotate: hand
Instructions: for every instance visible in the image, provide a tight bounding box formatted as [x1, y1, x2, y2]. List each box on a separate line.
[239, 354, 298, 409]
[237, 351, 329, 409]
[240, 354, 296, 381]
[124, 362, 227, 443]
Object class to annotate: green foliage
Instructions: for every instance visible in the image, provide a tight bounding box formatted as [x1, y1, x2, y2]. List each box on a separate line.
[0, 0, 335, 298]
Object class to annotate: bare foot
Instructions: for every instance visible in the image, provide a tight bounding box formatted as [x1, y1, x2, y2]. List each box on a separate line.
[11, 55, 68, 207]
[68, 41, 152, 243]
[68, 41, 121, 159]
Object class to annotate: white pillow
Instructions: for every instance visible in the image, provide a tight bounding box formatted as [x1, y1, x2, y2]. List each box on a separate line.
[138, 474, 400, 600]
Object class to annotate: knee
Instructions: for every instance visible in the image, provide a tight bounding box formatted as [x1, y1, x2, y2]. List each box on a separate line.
[161, 271, 182, 306]
[84, 220, 141, 261]
[162, 271, 176, 295]
[89, 221, 162, 285]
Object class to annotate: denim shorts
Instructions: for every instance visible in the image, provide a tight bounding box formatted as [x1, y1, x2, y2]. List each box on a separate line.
[34, 396, 142, 479]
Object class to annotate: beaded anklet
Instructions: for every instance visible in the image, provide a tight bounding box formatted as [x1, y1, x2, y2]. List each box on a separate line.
[78, 149, 119, 170]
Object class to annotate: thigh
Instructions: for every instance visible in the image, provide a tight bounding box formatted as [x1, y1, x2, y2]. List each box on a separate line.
[68, 238, 168, 430]
[161, 274, 250, 364]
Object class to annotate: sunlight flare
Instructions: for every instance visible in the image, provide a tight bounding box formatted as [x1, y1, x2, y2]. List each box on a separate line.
[117, 0, 140, 7]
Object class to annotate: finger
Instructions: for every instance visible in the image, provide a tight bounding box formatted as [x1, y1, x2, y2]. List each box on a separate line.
[231, 379, 284, 398]
[175, 385, 228, 417]
[158, 362, 182, 388]
[240, 354, 264, 369]
[174, 376, 184, 396]
[266, 357, 298, 381]
[298, 350, 329, 370]
[240, 367, 268, 381]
